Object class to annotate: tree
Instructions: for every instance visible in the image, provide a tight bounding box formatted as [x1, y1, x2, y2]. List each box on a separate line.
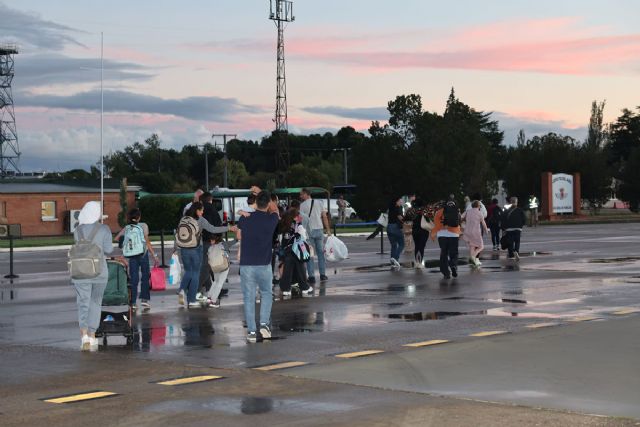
[210, 158, 249, 188]
[581, 101, 611, 212]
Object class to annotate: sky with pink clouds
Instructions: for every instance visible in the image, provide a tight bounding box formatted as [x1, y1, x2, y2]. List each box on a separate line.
[1, 0, 639, 171]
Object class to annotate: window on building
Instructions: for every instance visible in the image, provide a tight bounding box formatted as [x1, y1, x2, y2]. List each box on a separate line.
[41, 201, 57, 221]
[0, 201, 6, 218]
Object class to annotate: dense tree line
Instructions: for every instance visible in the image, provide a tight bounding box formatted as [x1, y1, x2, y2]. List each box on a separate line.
[58, 90, 640, 217]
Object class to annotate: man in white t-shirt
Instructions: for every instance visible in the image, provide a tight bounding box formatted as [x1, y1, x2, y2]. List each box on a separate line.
[299, 188, 331, 284]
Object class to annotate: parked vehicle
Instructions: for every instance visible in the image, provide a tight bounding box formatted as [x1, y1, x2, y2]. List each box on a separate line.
[327, 198, 357, 220]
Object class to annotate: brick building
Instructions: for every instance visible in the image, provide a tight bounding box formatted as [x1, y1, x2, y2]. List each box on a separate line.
[0, 182, 138, 236]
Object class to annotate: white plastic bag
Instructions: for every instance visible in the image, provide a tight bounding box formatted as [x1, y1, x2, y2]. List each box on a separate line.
[168, 253, 182, 286]
[324, 235, 348, 262]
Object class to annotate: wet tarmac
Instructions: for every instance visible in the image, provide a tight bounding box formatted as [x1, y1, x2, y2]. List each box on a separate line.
[2, 223, 640, 424]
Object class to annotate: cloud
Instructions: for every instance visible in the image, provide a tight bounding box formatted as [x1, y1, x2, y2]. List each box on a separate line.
[0, 2, 85, 50]
[301, 106, 388, 121]
[16, 54, 154, 88]
[192, 18, 640, 76]
[17, 89, 265, 121]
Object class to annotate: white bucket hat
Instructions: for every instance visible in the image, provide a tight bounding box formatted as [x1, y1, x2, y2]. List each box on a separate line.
[78, 201, 101, 225]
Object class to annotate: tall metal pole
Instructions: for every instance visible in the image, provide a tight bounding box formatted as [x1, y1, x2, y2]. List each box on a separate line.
[223, 135, 228, 188]
[343, 148, 348, 184]
[212, 134, 236, 188]
[204, 144, 209, 191]
[100, 32, 104, 222]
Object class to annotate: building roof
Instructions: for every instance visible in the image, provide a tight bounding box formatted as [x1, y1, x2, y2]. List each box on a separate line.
[0, 182, 133, 194]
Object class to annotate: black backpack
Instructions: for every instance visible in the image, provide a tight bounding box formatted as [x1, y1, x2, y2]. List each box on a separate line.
[442, 204, 460, 227]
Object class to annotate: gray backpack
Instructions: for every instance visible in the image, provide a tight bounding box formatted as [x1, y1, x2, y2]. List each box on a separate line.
[176, 216, 200, 248]
[68, 224, 104, 280]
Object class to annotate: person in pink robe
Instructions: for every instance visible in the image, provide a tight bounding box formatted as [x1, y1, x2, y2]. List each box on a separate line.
[462, 200, 488, 267]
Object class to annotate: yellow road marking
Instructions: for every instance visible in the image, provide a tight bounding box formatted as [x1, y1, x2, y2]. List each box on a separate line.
[43, 391, 117, 404]
[526, 322, 560, 329]
[470, 331, 508, 337]
[253, 361, 308, 371]
[403, 339, 449, 348]
[569, 316, 600, 322]
[156, 375, 223, 386]
[613, 308, 640, 315]
[335, 350, 384, 358]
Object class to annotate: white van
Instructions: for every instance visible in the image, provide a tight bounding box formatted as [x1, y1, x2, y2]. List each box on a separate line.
[327, 198, 357, 220]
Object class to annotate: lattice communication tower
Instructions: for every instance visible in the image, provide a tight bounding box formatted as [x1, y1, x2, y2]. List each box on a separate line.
[0, 44, 20, 177]
[269, 0, 294, 173]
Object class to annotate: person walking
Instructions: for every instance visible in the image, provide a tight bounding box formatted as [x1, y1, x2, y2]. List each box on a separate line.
[486, 198, 502, 251]
[176, 202, 233, 308]
[278, 204, 312, 298]
[431, 197, 461, 279]
[114, 208, 158, 310]
[237, 191, 279, 342]
[502, 197, 527, 260]
[462, 200, 488, 267]
[299, 188, 331, 284]
[196, 192, 223, 305]
[404, 198, 429, 268]
[387, 196, 405, 269]
[70, 201, 113, 351]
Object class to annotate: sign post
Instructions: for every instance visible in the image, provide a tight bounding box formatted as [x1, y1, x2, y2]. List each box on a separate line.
[1, 224, 22, 279]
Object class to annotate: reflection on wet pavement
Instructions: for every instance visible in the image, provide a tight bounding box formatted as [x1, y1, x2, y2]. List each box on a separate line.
[145, 396, 354, 415]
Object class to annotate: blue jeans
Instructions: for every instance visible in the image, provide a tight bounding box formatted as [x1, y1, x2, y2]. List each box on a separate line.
[306, 229, 326, 278]
[240, 265, 273, 333]
[387, 223, 404, 260]
[128, 252, 150, 304]
[180, 246, 202, 304]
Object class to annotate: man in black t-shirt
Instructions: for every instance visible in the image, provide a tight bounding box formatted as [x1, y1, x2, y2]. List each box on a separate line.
[237, 191, 279, 343]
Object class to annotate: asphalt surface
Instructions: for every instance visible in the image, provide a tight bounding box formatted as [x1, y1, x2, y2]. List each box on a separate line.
[1, 223, 640, 425]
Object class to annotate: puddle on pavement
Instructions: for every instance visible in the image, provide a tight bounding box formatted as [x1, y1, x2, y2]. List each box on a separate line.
[145, 397, 354, 415]
[373, 308, 561, 321]
[589, 257, 640, 264]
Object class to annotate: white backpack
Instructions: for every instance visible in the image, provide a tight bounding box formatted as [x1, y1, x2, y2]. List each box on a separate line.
[208, 243, 229, 273]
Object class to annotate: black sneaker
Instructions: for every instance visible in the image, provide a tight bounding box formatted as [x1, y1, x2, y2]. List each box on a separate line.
[308, 276, 316, 284]
[320, 274, 328, 281]
[451, 267, 458, 278]
[219, 288, 229, 297]
[259, 324, 271, 339]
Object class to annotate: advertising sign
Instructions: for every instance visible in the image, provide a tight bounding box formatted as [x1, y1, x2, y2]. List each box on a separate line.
[552, 173, 574, 213]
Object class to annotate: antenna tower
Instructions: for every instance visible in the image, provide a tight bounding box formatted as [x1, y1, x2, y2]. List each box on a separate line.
[269, 0, 294, 174]
[0, 44, 20, 177]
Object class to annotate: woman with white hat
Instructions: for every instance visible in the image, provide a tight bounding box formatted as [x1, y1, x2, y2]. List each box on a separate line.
[71, 201, 113, 351]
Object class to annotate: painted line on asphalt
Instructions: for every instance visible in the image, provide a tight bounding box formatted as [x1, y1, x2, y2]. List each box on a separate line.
[154, 375, 223, 386]
[42, 390, 118, 404]
[253, 361, 309, 371]
[403, 339, 449, 348]
[470, 331, 509, 337]
[335, 350, 384, 359]
[613, 308, 640, 315]
[568, 316, 600, 322]
[526, 322, 560, 329]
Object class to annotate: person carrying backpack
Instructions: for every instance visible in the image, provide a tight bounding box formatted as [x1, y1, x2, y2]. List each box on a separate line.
[486, 198, 502, 251]
[69, 201, 113, 351]
[175, 202, 235, 308]
[114, 208, 158, 310]
[430, 195, 462, 279]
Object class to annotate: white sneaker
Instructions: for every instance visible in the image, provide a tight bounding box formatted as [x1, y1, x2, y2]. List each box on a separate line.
[514, 251, 520, 261]
[81, 335, 90, 351]
[89, 337, 99, 352]
[302, 286, 314, 296]
[475, 258, 482, 266]
[195, 292, 206, 302]
[188, 301, 201, 308]
[282, 291, 292, 298]
[415, 261, 424, 269]
[390, 258, 401, 268]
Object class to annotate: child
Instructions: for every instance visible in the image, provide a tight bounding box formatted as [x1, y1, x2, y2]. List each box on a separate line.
[206, 234, 230, 308]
